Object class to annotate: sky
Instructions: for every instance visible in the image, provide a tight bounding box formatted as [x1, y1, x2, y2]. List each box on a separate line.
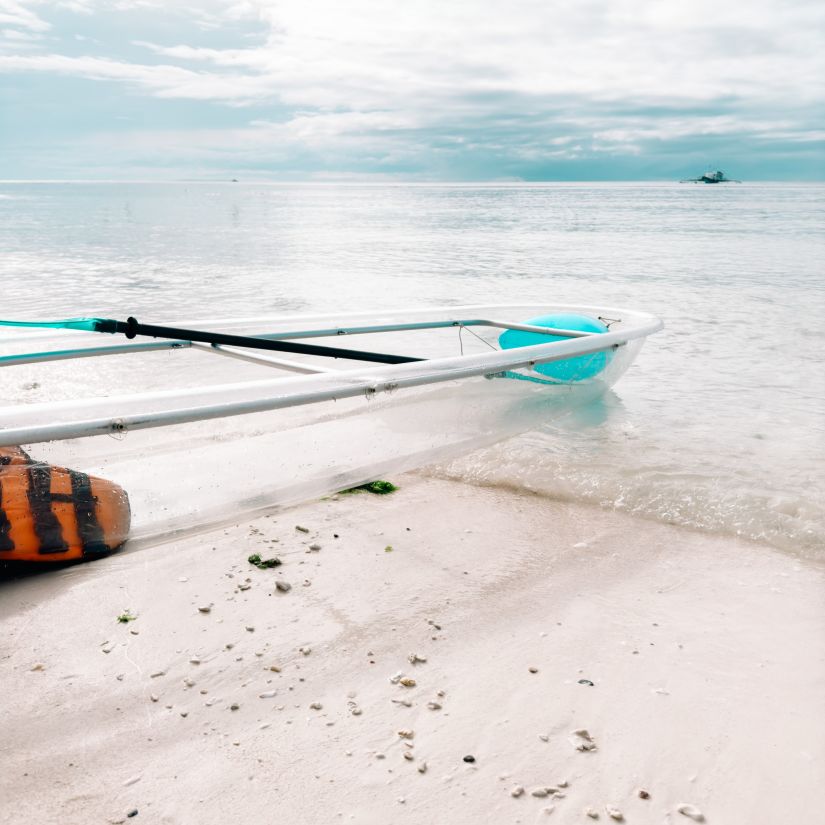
[0, 0, 823, 180]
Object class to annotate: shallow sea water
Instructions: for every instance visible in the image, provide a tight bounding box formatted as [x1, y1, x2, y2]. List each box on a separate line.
[1, 181, 823, 554]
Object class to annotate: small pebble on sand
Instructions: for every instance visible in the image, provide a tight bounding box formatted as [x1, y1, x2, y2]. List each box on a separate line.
[259, 690, 277, 699]
[403, 751, 414, 761]
[531, 788, 549, 798]
[408, 653, 427, 664]
[275, 580, 292, 593]
[676, 804, 705, 821]
[309, 543, 321, 551]
[573, 729, 597, 751]
[528, 667, 538, 673]
[638, 789, 650, 799]
[463, 755, 476, 763]
[230, 703, 240, 711]
[295, 525, 309, 533]
[427, 701, 442, 710]
[309, 702, 323, 710]
[399, 677, 416, 687]
[197, 605, 212, 614]
[605, 807, 623, 821]
[398, 729, 414, 739]
[585, 810, 599, 820]
[417, 761, 427, 774]
[510, 785, 525, 798]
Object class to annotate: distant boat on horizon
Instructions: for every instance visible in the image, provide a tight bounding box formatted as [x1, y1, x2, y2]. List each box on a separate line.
[680, 169, 741, 184]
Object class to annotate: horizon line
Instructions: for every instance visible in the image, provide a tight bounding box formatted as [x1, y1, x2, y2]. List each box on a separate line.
[1, 178, 823, 185]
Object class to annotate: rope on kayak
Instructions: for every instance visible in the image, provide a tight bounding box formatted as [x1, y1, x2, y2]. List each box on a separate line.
[457, 323, 498, 356]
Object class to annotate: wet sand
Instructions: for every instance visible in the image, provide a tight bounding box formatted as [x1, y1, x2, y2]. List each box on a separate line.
[1, 474, 823, 824]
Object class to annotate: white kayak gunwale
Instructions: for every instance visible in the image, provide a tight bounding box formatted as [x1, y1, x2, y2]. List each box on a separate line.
[0, 303, 663, 448]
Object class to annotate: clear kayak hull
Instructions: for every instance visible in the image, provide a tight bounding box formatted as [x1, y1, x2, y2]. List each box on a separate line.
[0, 304, 661, 542]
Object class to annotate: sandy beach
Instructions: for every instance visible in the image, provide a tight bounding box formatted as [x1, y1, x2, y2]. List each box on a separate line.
[1, 474, 823, 825]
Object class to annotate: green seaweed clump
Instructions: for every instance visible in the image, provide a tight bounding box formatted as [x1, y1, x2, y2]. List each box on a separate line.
[117, 610, 137, 623]
[344, 480, 399, 495]
[248, 553, 282, 569]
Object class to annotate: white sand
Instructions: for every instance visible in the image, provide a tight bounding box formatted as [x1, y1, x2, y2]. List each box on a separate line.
[1, 475, 823, 824]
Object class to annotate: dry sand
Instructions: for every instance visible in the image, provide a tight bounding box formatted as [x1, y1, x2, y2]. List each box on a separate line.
[1, 474, 823, 825]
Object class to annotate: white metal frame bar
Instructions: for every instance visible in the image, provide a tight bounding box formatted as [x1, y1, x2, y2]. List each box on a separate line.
[248, 318, 594, 341]
[0, 340, 189, 367]
[189, 342, 332, 374]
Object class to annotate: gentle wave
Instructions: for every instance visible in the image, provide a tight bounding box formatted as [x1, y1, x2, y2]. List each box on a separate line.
[434, 437, 825, 557]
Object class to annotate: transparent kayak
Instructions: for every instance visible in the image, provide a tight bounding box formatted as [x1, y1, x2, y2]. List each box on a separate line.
[0, 304, 662, 545]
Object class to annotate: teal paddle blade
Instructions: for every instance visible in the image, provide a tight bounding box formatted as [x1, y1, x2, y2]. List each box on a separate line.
[0, 317, 103, 332]
[499, 313, 612, 381]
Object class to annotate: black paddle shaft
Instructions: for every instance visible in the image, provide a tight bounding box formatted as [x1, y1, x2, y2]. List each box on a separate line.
[94, 317, 424, 365]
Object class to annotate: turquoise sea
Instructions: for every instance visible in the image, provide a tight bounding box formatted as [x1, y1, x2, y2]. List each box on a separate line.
[2, 181, 823, 554]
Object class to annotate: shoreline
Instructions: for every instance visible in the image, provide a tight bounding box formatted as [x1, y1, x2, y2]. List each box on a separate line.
[2, 475, 823, 824]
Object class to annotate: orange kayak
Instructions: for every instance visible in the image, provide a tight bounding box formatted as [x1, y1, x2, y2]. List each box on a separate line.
[0, 447, 130, 562]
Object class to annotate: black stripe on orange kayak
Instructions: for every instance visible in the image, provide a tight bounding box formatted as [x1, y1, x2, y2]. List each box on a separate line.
[27, 463, 69, 554]
[0, 447, 32, 465]
[69, 470, 108, 554]
[0, 479, 14, 552]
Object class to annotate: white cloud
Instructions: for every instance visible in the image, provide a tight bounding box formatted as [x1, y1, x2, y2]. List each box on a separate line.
[0, 0, 822, 177]
[2, 25, 42, 39]
[0, 52, 276, 100]
[4, 0, 822, 110]
[0, 1, 50, 31]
